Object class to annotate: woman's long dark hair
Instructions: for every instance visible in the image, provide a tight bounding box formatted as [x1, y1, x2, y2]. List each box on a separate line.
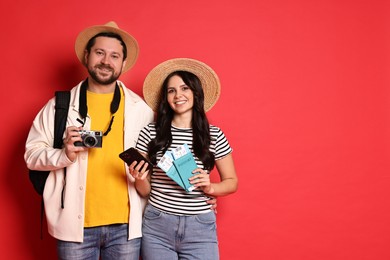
[148, 71, 215, 170]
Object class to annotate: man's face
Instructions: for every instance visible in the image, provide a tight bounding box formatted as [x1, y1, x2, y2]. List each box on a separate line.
[84, 36, 127, 85]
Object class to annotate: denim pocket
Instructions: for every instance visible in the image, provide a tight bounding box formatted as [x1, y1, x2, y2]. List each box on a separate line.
[143, 205, 162, 220]
[194, 211, 216, 224]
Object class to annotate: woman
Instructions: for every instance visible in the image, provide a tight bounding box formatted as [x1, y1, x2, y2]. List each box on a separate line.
[129, 58, 238, 260]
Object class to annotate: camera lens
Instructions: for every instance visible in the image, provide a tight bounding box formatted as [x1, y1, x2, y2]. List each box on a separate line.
[83, 135, 98, 147]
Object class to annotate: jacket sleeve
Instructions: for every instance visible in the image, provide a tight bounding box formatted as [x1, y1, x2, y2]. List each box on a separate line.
[24, 97, 72, 171]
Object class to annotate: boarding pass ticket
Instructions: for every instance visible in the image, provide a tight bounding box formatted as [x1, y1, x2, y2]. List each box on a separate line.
[157, 152, 174, 172]
[157, 144, 191, 172]
[171, 143, 190, 159]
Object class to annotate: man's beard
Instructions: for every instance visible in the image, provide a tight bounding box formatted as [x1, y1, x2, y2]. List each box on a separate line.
[88, 65, 121, 85]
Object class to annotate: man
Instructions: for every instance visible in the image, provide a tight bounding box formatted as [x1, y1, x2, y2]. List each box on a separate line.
[24, 21, 154, 259]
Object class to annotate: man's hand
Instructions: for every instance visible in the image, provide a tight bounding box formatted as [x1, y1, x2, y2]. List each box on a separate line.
[63, 126, 86, 161]
[207, 197, 218, 213]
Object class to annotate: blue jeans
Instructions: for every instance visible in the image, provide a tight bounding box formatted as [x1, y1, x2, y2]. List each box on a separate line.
[141, 204, 219, 260]
[57, 224, 141, 260]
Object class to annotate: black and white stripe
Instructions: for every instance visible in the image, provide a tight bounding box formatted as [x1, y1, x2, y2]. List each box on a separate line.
[136, 124, 232, 215]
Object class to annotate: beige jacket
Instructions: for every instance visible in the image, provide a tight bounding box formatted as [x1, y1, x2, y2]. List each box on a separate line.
[24, 81, 154, 242]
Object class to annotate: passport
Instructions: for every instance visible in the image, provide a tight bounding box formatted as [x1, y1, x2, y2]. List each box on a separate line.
[172, 152, 198, 192]
[157, 144, 198, 192]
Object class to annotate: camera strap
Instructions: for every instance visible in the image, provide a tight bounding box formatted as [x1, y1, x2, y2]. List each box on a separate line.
[78, 79, 121, 136]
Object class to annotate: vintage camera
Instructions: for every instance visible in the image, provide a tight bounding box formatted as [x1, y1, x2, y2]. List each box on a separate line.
[74, 130, 103, 148]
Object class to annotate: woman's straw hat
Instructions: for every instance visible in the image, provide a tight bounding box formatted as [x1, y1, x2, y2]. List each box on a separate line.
[74, 21, 139, 72]
[143, 58, 221, 112]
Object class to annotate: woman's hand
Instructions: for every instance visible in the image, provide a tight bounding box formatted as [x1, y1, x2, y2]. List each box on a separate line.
[128, 160, 150, 181]
[189, 168, 215, 194]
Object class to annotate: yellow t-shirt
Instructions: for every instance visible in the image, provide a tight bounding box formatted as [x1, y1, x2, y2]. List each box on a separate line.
[84, 88, 129, 227]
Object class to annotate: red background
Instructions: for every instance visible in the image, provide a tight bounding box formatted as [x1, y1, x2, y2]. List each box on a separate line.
[1, 0, 389, 259]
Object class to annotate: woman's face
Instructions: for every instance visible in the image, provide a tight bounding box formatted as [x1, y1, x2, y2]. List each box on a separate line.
[166, 75, 194, 116]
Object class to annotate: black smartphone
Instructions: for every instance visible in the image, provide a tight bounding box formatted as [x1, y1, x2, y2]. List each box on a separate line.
[119, 147, 153, 173]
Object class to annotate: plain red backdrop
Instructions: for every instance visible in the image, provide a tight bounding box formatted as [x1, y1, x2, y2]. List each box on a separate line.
[1, 0, 389, 259]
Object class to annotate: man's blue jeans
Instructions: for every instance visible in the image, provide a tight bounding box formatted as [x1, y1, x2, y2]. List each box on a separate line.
[141, 204, 219, 260]
[57, 224, 141, 260]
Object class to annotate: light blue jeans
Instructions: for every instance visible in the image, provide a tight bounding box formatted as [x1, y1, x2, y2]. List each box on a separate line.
[57, 224, 141, 260]
[141, 204, 219, 260]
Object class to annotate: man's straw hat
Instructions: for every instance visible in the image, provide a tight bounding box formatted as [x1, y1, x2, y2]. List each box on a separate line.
[74, 21, 139, 72]
[143, 58, 221, 112]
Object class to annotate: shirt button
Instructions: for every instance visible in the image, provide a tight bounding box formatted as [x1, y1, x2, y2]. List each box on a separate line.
[78, 215, 82, 219]
[79, 186, 83, 191]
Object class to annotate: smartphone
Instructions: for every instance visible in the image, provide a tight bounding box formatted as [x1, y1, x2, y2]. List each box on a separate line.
[119, 147, 153, 173]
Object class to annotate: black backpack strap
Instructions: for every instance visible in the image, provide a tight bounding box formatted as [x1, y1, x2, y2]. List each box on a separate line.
[40, 199, 44, 239]
[54, 91, 71, 148]
[54, 91, 70, 209]
[40, 91, 70, 238]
